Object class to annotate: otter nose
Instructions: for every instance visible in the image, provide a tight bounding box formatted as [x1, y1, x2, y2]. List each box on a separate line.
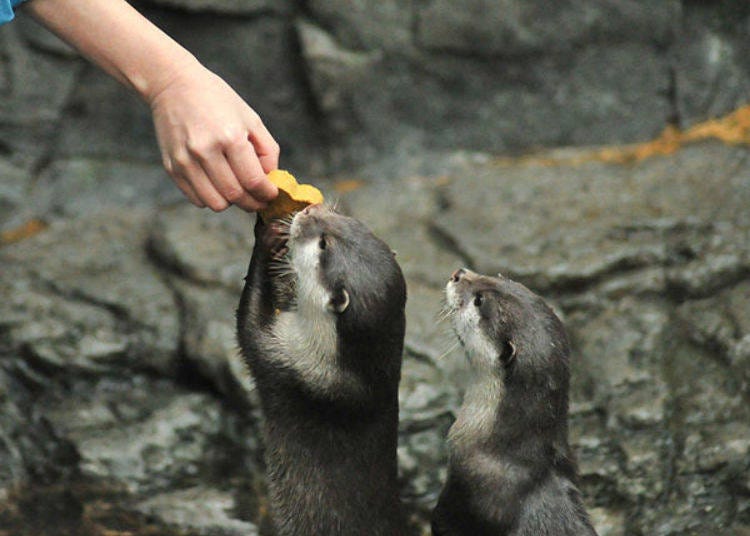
[450, 268, 466, 283]
[301, 203, 323, 216]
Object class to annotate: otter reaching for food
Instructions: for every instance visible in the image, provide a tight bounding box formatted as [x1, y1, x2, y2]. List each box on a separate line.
[236, 204, 409, 536]
[432, 269, 597, 536]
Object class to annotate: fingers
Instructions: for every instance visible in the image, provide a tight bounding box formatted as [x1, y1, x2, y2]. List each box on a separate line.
[168, 152, 229, 212]
[164, 156, 207, 208]
[171, 175, 205, 208]
[160, 115, 280, 212]
[150, 66, 281, 212]
[199, 150, 267, 212]
[247, 113, 281, 174]
[226, 135, 278, 203]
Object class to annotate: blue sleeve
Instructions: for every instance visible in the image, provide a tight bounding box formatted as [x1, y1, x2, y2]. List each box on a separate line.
[1, 0, 27, 25]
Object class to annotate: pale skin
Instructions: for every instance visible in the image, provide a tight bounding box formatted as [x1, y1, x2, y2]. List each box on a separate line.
[24, 0, 279, 212]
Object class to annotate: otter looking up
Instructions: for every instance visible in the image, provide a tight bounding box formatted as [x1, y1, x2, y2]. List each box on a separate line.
[236, 205, 409, 536]
[432, 268, 597, 536]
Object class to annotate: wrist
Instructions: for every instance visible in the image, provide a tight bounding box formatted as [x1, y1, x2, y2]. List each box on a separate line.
[136, 48, 204, 106]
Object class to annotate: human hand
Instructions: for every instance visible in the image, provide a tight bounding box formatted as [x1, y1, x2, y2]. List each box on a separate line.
[148, 62, 280, 211]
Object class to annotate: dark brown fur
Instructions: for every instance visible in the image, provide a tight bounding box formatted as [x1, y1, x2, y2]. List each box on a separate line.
[236, 207, 409, 536]
[432, 269, 597, 536]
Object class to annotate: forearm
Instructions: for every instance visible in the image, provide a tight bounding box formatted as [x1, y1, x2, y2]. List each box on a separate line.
[24, 0, 200, 103]
[23, 0, 280, 212]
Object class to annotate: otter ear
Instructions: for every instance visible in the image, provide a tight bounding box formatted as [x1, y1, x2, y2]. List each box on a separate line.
[501, 340, 517, 368]
[328, 288, 350, 314]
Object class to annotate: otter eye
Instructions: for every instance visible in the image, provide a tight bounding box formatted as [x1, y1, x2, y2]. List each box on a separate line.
[318, 235, 327, 250]
[473, 293, 483, 307]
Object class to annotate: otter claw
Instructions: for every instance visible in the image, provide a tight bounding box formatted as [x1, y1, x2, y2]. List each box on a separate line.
[260, 221, 290, 253]
[271, 246, 288, 260]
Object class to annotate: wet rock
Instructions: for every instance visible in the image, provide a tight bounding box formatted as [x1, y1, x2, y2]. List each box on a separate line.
[300, 36, 671, 167]
[0, 23, 84, 170]
[569, 408, 621, 503]
[339, 174, 439, 223]
[674, 2, 750, 128]
[300, 2, 675, 167]
[398, 425, 449, 519]
[675, 281, 750, 423]
[340, 175, 465, 287]
[148, 204, 252, 290]
[397, 340, 457, 525]
[398, 353, 452, 527]
[295, 19, 382, 148]
[564, 296, 695, 516]
[677, 279, 750, 357]
[588, 507, 626, 536]
[681, 422, 750, 475]
[0, 265, 145, 376]
[640, 473, 741, 534]
[143, 0, 291, 16]
[399, 354, 457, 431]
[665, 223, 750, 299]
[671, 350, 747, 428]
[0, 157, 30, 230]
[416, 0, 678, 56]
[434, 159, 652, 290]
[134, 486, 260, 536]
[583, 266, 667, 302]
[676, 279, 750, 407]
[0, 366, 90, 510]
[175, 282, 258, 408]
[615, 429, 666, 502]
[567, 298, 669, 405]
[729, 334, 750, 395]
[53, 65, 159, 162]
[401, 281, 465, 375]
[433, 143, 750, 293]
[43, 376, 223, 494]
[607, 379, 668, 430]
[0, 211, 180, 375]
[306, 0, 412, 51]
[397, 344, 457, 516]
[31, 158, 182, 219]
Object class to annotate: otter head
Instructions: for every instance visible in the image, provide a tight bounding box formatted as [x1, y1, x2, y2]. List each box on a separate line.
[286, 204, 406, 331]
[445, 269, 569, 390]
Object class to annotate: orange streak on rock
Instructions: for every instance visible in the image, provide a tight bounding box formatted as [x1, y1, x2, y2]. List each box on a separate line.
[333, 179, 366, 194]
[495, 104, 750, 168]
[1, 219, 48, 246]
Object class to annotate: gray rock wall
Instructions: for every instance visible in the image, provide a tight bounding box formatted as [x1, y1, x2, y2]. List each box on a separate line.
[2, 141, 749, 535]
[1, 0, 749, 186]
[2, 2, 750, 535]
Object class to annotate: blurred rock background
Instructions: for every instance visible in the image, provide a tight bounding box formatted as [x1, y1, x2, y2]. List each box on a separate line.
[1, 1, 749, 535]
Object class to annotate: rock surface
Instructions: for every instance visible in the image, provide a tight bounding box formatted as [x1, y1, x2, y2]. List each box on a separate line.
[3, 1, 749, 179]
[2, 1, 750, 534]
[144, 0, 290, 15]
[416, 0, 679, 55]
[3, 140, 750, 534]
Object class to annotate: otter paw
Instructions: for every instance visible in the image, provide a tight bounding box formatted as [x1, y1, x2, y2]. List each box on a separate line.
[260, 220, 289, 258]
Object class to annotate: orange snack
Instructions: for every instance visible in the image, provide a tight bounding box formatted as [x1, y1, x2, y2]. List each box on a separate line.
[260, 169, 324, 221]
